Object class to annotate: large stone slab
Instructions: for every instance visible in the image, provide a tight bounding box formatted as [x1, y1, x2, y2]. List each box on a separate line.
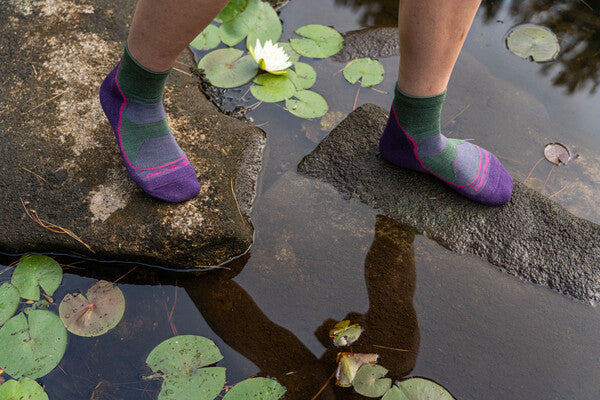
[0, 0, 264, 268]
[298, 104, 600, 304]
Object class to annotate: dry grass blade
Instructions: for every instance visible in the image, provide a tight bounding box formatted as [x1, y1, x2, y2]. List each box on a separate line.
[23, 90, 67, 114]
[113, 266, 138, 284]
[310, 371, 336, 400]
[230, 177, 247, 226]
[21, 167, 51, 186]
[172, 67, 193, 77]
[372, 344, 409, 352]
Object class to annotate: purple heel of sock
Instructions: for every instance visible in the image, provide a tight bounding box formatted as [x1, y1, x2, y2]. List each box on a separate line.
[99, 64, 201, 203]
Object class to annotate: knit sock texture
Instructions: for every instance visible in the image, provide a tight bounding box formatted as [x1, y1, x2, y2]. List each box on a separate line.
[99, 46, 200, 203]
[379, 85, 513, 206]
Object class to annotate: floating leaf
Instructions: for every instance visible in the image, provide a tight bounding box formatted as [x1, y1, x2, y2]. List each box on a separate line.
[383, 377, 456, 400]
[146, 335, 225, 400]
[285, 90, 328, 118]
[222, 377, 286, 399]
[59, 280, 125, 337]
[216, 0, 248, 23]
[544, 142, 570, 165]
[293, 62, 317, 89]
[277, 42, 301, 64]
[219, 0, 281, 47]
[11, 255, 62, 301]
[330, 320, 362, 346]
[343, 58, 384, 87]
[352, 364, 391, 397]
[0, 377, 49, 400]
[190, 25, 221, 51]
[0, 310, 67, 379]
[250, 73, 296, 102]
[336, 353, 378, 387]
[0, 283, 19, 326]
[198, 48, 258, 88]
[290, 24, 343, 58]
[506, 24, 560, 62]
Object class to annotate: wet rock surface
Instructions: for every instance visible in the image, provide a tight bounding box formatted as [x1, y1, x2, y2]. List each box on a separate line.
[335, 27, 399, 63]
[0, 0, 264, 268]
[298, 104, 600, 304]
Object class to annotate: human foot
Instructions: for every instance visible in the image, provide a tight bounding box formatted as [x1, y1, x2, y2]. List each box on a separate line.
[99, 46, 200, 202]
[379, 85, 513, 206]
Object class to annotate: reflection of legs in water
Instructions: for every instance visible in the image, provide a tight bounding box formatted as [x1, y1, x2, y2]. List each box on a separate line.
[99, 0, 227, 202]
[379, 0, 514, 206]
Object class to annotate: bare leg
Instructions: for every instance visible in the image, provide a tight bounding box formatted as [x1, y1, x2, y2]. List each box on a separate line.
[128, 0, 230, 72]
[397, 0, 481, 96]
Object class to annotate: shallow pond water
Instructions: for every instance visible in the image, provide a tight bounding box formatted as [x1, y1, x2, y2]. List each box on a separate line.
[2, 0, 600, 399]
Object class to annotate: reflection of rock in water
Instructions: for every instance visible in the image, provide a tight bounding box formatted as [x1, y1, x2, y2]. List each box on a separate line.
[333, 0, 398, 27]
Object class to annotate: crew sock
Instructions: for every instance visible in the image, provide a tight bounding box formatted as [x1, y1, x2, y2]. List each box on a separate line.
[379, 85, 513, 206]
[99, 46, 200, 202]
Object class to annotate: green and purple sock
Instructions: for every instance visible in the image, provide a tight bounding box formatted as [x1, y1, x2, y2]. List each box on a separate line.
[99, 46, 200, 202]
[379, 85, 513, 206]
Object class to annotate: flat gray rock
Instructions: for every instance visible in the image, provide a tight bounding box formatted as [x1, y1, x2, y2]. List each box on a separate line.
[0, 0, 264, 268]
[298, 104, 600, 304]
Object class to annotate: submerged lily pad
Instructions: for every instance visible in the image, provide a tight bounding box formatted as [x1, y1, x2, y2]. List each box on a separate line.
[382, 377, 456, 400]
[250, 74, 296, 102]
[0, 310, 67, 379]
[11, 255, 62, 301]
[198, 48, 258, 88]
[0, 378, 49, 400]
[290, 24, 343, 58]
[190, 25, 221, 51]
[506, 24, 560, 62]
[352, 364, 391, 397]
[0, 283, 20, 326]
[330, 320, 363, 346]
[343, 58, 384, 87]
[219, 0, 282, 47]
[285, 90, 328, 118]
[222, 377, 286, 399]
[544, 142, 570, 165]
[335, 352, 378, 387]
[146, 335, 225, 400]
[59, 280, 125, 337]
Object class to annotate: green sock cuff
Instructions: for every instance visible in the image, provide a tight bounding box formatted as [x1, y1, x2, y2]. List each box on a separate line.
[117, 45, 171, 103]
[392, 84, 446, 138]
[393, 84, 446, 109]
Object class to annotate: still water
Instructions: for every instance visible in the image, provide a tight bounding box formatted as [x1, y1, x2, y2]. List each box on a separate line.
[2, 0, 600, 398]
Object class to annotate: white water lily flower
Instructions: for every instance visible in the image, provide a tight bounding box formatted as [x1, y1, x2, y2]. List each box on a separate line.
[249, 39, 292, 75]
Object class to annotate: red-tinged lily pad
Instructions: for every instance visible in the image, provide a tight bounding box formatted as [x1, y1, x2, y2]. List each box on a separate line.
[335, 352, 378, 387]
[352, 364, 392, 397]
[59, 280, 125, 337]
[544, 142, 570, 165]
[330, 320, 363, 346]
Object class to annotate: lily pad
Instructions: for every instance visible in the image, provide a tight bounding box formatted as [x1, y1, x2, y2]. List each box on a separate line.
[11, 255, 62, 301]
[352, 364, 391, 398]
[290, 24, 343, 58]
[382, 377, 456, 400]
[146, 335, 225, 400]
[59, 280, 125, 337]
[250, 74, 296, 103]
[222, 377, 286, 399]
[285, 90, 328, 118]
[0, 378, 49, 400]
[330, 320, 362, 346]
[190, 25, 221, 51]
[0, 283, 19, 326]
[335, 352, 378, 387]
[293, 62, 317, 89]
[215, 0, 248, 23]
[544, 142, 570, 165]
[219, 0, 281, 47]
[343, 58, 384, 87]
[277, 42, 301, 64]
[198, 48, 258, 88]
[506, 24, 560, 62]
[0, 310, 67, 379]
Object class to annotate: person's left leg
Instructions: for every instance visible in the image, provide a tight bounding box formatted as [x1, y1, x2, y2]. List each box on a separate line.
[100, 0, 229, 202]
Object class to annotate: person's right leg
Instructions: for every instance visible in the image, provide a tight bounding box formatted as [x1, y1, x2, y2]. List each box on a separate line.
[379, 0, 513, 206]
[100, 0, 228, 202]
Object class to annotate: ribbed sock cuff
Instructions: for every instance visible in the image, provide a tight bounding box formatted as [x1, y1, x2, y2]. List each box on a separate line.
[116, 45, 171, 103]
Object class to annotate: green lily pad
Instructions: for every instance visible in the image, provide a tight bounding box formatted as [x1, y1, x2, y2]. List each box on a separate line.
[190, 25, 221, 51]
[0, 310, 67, 379]
[382, 377, 456, 400]
[0, 378, 49, 400]
[215, 0, 248, 23]
[343, 58, 384, 87]
[250, 74, 296, 102]
[222, 377, 286, 399]
[506, 24, 560, 62]
[352, 364, 392, 398]
[219, 0, 281, 47]
[285, 90, 328, 118]
[277, 42, 301, 64]
[330, 320, 362, 346]
[289, 24, 343, 58]
[0, 283, 19, 326]
[146, 335, 225, 400]
[11, 255, 62, 301]
[59, 280, 125, 337]
[198, 48, 258, 88]
[293, 62, 316, 89]
[335, 352, 378, 387]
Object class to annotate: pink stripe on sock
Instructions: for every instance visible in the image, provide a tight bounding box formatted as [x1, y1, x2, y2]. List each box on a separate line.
[114, 66, 187, 172]
[391, 107, 482, 188]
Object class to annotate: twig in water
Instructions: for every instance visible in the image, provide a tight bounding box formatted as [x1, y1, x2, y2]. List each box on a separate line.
[443, 103, 470, 126]
[23, 90, 67, 114]
[310, 371, 336, 400]
[172, 67, 192, 77]
[114, 266, 138, 284]
[541, 164, 555, 193]
[353, 85, 361, 110]
[369, 87, 388, 94]
[548, 182, 574, 199]
[175, 59, 194, 68]
[21, 167, 51, 186]
[372, 344, 409, 352]
[580, 0, 593, 11]
[524, 157, 545, 184]
[230, 178, 247, 226]
[238, 86, 252, 101]
[0, 266, 13, 276]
